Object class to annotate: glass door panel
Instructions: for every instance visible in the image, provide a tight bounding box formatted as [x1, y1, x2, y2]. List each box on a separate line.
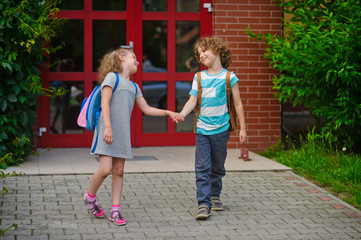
[93, 20, 127, 72]
[49, 81, 84, 134]
[175, 81, 194, 132]
[142, 81, 167, 133]
[176, 21, 200, 72]
[50, 20, 84, 72]
[176, 0, 200, 12]
[143, 0, 167, 12]
[93, 0, 126, 11]
[142, 21, 168, 72]
[58, 0, 83, 10]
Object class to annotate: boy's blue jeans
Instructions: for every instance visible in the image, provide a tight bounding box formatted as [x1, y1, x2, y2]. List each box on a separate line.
[195, 130, 230, 208]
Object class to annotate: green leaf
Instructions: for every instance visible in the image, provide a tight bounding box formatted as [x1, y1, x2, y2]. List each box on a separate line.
[12, 85, 20, 96]
[20, 111, 28, 126]
[0, 99, 7, 112]
[7, 94, 17, 103]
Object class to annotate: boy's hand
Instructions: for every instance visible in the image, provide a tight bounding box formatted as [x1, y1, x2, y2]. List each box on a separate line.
[175, 113, 184, 122]
[239, 129, 247, 144]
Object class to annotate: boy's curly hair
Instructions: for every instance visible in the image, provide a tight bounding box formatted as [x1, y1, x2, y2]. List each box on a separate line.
[97, 48, 131, 84]
[193, 36, 231, 69]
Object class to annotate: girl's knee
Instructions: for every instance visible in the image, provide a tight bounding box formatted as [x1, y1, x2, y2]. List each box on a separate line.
[112, 167, 124, 177]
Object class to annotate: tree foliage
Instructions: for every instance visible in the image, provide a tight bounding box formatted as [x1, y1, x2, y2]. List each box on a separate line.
[0, 0, 65, 168]
[247, 0, 361, 152]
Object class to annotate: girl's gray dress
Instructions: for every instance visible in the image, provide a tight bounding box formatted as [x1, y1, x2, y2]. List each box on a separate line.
[91, 72, 142, 159]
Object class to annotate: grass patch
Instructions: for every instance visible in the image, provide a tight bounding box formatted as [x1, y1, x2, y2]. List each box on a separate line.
[262, 132, 361, 210]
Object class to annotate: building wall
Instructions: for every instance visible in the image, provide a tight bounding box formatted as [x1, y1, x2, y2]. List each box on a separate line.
[213, 0, 283, 152]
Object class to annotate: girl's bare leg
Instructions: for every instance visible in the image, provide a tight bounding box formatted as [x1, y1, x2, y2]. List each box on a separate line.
[88, 155, 113, 196]
[111, 158, 126, 205]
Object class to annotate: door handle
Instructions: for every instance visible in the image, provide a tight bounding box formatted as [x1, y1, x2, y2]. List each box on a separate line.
[120, 41, 134, 50]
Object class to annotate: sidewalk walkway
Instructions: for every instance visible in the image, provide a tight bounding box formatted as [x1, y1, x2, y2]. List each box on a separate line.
[3, 147, 290, 175]
[1, 147, 361, 239]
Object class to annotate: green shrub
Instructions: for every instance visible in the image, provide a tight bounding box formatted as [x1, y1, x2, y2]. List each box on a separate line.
[0, 0, 65, 168]
[247, 0, 361, 152]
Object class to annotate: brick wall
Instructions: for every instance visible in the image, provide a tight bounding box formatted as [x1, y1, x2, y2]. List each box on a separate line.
[213, 0, 283, 152]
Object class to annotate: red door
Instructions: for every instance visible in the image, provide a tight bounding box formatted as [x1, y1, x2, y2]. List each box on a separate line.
[37, 0, 212, 148]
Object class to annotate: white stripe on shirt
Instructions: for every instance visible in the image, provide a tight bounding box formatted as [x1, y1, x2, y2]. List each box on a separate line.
[200, 104, 228, 117]
[202, 88, 216, 98]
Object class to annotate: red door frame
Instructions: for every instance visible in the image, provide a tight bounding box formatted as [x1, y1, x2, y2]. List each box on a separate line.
[37, 0, 212, 148]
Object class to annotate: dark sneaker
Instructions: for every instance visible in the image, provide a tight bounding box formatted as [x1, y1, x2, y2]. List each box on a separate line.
[196, 205, 211, 220]
[211, 196, 223, 211]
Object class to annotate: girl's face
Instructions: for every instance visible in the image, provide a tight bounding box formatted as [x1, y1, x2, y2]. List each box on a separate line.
[197, 47, 216, 68]
[120, 51, 139, 74]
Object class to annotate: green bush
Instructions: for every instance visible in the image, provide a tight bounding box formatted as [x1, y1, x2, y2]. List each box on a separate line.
[0, 0, 65, 168]
[247, 0, 361, 152]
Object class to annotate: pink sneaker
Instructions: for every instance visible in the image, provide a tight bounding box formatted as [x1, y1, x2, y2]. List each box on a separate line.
[109, 210, 127, 226]
[83, 193, 105, 218]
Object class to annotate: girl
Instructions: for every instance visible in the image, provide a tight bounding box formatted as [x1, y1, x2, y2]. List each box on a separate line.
[83, 48, 178, 226]
[176, 37, 247, 220]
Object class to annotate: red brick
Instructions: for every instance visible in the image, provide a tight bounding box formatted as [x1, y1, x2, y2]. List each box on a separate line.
[344, 212, 359, 218]
[261, 18, 283, 24]
[295, 182, 309, 187]
[237, 5, 260, 11]
[284, 176, 298, 180]
[260, 118, 280, 124]
[248, 124, 270, 130]
[261, 5, 282, 11]
[249, 86, 271, 92]
[249, 0, 272, 4]
[228, 0, 249, 4]
[249, 24, 272, 30]
[248, 74, 270, 79]
[228, 11, 249, 17]
[249, 99, 269, 105]
[250, 12, 271, 17]
[307, 189, 320, 194]
[331, 204, 345, 209]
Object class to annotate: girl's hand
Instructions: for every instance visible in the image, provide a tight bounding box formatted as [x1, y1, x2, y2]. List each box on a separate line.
[103, 126, 113, 145]
[239, 129, 247, 145]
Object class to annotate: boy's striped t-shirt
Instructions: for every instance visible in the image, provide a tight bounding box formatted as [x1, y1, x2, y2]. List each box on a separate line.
[189, 69, 239, 135]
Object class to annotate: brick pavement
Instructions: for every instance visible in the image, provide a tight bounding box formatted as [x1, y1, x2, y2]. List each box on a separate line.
[1, 171, 361, 240]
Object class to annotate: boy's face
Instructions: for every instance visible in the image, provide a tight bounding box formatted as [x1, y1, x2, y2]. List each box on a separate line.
[197, 46, 218, 68]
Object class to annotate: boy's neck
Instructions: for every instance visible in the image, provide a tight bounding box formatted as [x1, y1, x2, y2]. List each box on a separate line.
[206, 61, 223, 75]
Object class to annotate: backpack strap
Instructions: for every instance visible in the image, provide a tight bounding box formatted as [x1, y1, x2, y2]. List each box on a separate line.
[131, 81, 137, 96]
[193, 72, 202, 133]
[226, 71, 231, 99]
[226, 71, 237, 131]
[114, 72, 120, 91]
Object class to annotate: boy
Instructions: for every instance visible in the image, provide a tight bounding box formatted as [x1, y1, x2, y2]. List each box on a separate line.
[176, 36, 247, 220]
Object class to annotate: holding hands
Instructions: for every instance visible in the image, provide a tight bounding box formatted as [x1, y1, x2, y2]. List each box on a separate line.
[164, 111, 184, 123]
[170, 113, 184, 123]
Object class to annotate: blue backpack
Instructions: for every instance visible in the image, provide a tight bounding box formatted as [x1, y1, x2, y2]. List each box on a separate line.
[77, 72, 120, 132]
[77, 72, 137, 152]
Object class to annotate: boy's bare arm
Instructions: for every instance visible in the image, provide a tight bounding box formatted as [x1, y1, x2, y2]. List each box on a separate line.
[179, 95, 198, 121]
[231, 83, 247, 144]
